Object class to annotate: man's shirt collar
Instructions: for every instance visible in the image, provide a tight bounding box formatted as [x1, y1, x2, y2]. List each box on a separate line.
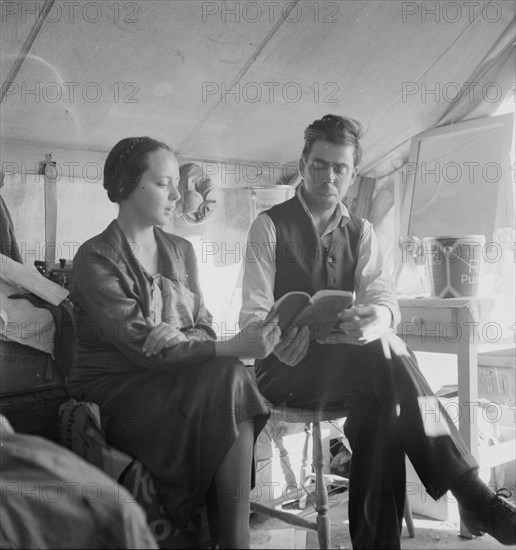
[296, 183, 351, 234]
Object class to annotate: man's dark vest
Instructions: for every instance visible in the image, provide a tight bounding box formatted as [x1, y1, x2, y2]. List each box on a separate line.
[255, 196, 363, 390]
[266, 195, 362, 299]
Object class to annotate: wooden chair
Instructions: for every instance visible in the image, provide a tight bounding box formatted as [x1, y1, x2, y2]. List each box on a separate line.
[251, 405, 415, 549]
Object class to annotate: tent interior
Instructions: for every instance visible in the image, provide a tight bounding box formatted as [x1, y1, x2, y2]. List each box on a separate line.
[0, 1, 515, 548]
[1, 0, 514, 328]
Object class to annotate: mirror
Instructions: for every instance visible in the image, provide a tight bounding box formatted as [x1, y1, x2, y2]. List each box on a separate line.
[399, 113, 514, 242]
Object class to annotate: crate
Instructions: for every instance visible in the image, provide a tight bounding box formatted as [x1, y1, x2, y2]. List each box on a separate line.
[478, 349, 515, 407]
[0, 340, 65, 396]
[0, 388, 69, 442]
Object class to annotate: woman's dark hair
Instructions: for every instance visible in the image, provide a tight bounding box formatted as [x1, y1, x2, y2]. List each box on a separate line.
[301, 114, 364, 167]
[103, 137, 173, 203]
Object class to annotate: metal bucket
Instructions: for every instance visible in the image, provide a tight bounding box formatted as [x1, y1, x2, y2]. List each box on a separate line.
[423, 235, 485, 298]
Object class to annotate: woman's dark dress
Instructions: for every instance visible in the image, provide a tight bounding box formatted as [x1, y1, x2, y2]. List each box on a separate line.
[67, 220, 269, 527]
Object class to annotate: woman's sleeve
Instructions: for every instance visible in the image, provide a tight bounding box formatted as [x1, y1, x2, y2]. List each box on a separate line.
[73, 245, 216, 370]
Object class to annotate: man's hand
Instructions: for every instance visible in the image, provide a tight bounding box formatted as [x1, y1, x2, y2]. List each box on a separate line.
[143, 317, 188, 357]
[337, 304, 392, 344]
[273, 325, 310, 367]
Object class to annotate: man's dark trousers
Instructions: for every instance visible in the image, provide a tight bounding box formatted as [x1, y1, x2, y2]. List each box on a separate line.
[256, 336, 478, 549]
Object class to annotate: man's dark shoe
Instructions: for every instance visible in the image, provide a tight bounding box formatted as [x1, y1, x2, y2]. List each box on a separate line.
[459, 489, 516, 545]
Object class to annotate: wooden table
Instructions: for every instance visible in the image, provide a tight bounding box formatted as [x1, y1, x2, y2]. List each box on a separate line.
[396, 297, 492, 460]
[396, 296, 510, 537]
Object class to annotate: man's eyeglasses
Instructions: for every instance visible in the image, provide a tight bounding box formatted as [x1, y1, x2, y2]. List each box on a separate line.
[309, 159, 348, 175]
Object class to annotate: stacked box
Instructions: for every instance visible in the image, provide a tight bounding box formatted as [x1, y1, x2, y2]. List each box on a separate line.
[0, 340, 68, 442]
[478, 349, 515, 407]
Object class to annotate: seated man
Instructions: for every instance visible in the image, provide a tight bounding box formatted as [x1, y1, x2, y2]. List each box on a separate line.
[240, 114, 516, 548]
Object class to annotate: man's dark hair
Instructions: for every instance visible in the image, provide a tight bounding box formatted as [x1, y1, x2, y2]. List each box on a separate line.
[302, 114, 364, 167]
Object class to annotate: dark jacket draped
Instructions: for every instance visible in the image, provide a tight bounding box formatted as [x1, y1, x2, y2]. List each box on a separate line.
[69, 220, 216, 382]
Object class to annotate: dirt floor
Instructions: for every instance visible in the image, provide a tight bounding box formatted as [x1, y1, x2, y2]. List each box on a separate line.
[249, 493, 513, 549]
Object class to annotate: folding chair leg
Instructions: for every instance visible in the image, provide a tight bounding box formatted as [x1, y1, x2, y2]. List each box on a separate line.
[313, 421, 331, 549]
[404, 495, 416, 538]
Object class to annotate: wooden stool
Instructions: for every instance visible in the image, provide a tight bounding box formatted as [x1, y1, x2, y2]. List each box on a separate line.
[251, 406, 415, 549]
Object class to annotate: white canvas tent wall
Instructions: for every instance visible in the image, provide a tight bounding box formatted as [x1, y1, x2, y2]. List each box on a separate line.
[1, 0, 514, 329]
[1, 0, 514, 171]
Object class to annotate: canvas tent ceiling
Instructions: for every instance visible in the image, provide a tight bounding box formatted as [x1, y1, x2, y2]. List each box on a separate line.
[1, 0, 514, 173]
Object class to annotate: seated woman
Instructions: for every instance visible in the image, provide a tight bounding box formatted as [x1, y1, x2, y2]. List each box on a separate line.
[67, 137, 280, 549]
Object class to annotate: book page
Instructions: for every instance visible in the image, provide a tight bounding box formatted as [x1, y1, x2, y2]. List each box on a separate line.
[293, 292, 353, 341]
[264, 292, 309, 331]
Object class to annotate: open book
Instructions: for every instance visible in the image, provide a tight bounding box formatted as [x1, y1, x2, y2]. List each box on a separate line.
[264, 289, 354, 341]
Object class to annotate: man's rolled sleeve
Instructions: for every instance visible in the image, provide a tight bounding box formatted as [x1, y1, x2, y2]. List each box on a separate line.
[354, 219, 400, 328]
